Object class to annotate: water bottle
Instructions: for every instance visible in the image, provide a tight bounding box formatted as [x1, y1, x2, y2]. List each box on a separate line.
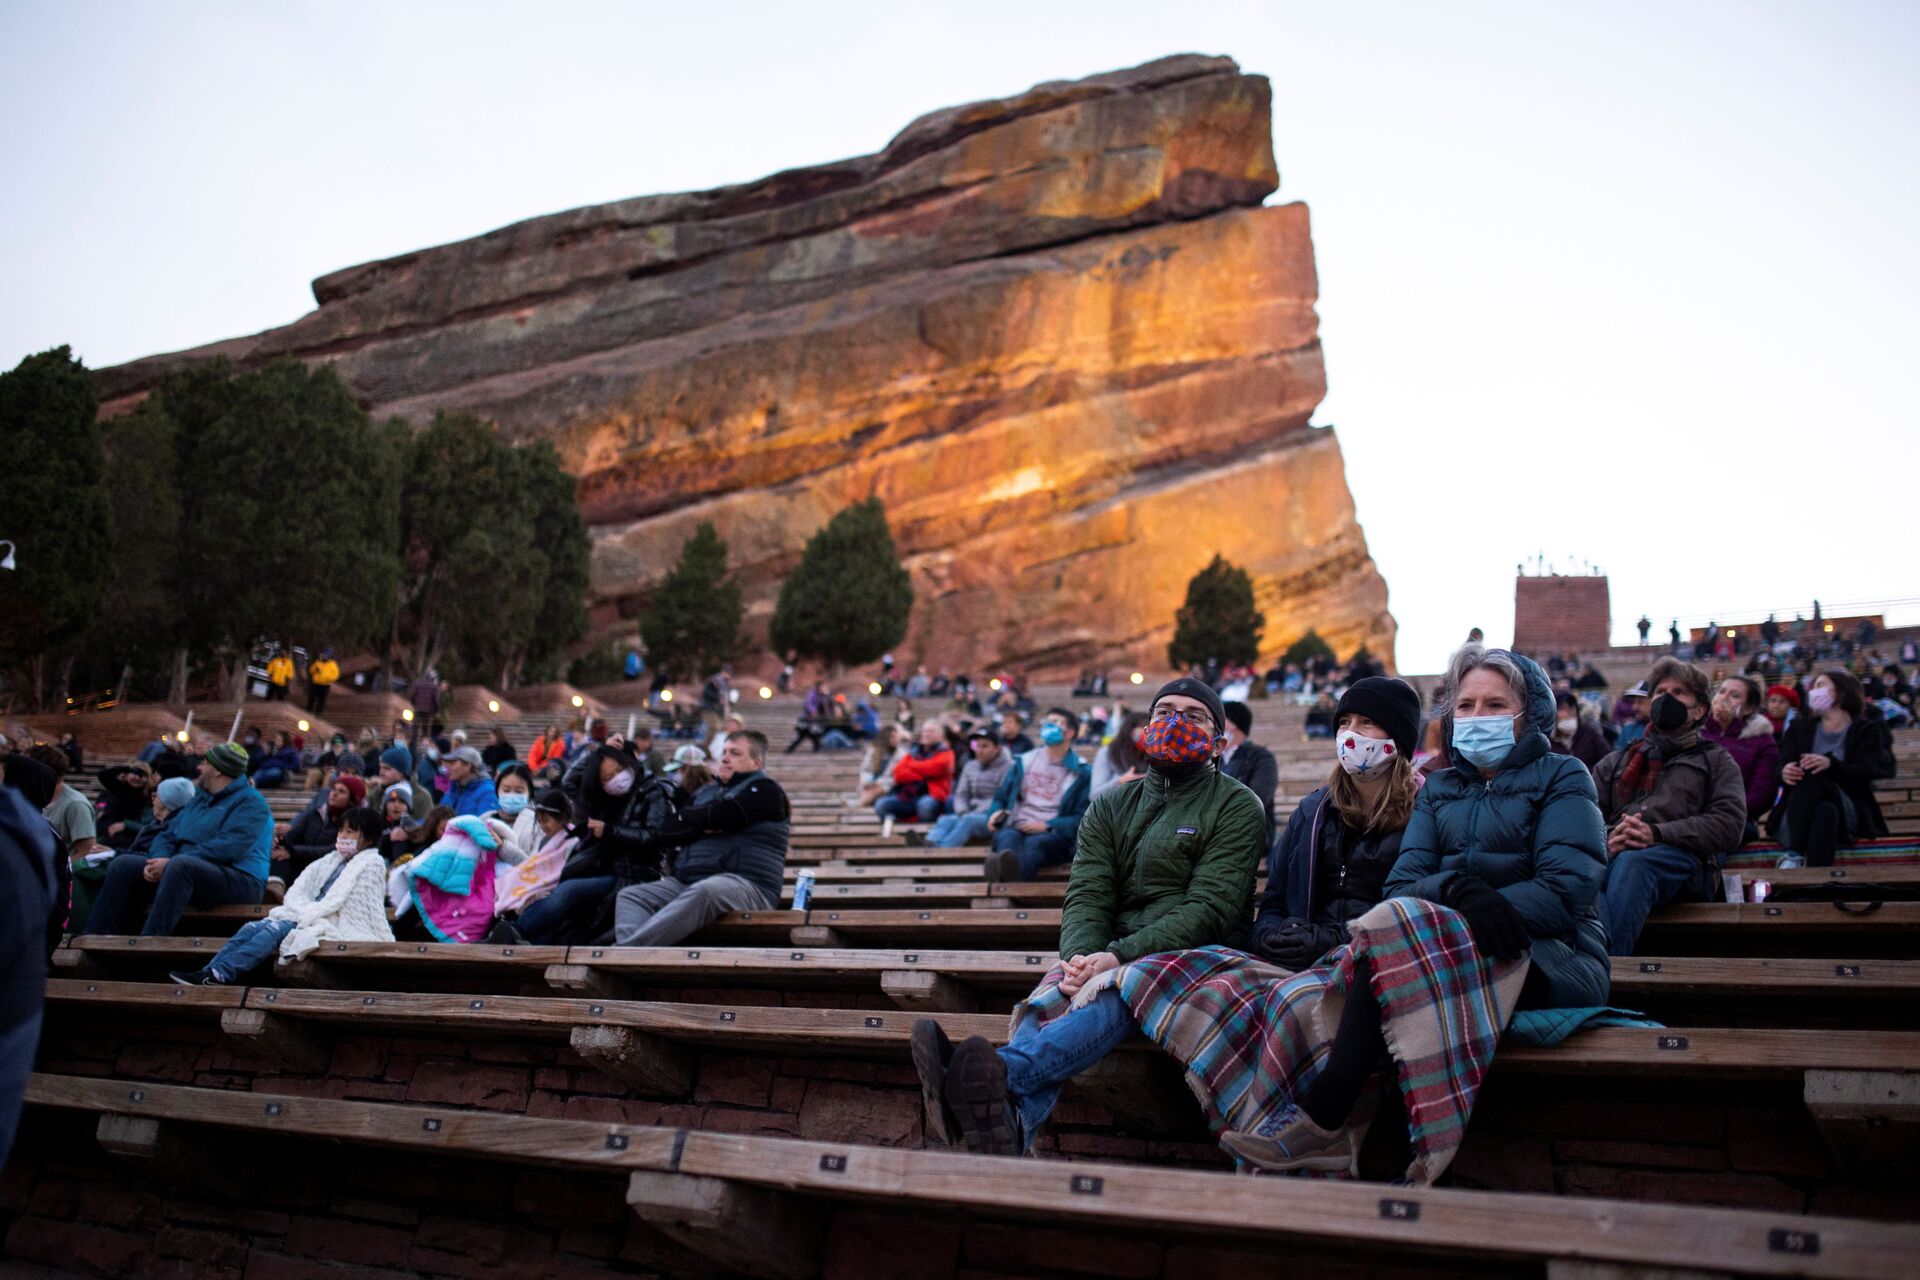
[793, 869, 815, 911]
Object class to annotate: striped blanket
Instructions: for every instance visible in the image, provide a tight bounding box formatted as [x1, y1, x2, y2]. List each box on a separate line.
[1018, 897, 1528, 1182]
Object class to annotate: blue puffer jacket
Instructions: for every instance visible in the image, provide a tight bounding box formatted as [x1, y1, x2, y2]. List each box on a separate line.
[1384, 652, 1610, 1008]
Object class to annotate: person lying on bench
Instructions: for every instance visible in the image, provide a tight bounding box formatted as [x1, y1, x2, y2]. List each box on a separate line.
[169, 807, 390, 985]
[611, 731, 789, 947]
[912, 678, 1266, 1155]
[81, 742, 272, 938]
[1592, 658, 1747, 956]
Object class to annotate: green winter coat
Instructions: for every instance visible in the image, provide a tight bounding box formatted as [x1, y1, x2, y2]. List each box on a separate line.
[1058, 766, 1266, 963]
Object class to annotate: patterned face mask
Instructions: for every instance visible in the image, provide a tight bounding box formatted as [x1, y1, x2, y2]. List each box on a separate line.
[1336, 732, 1394, 776]
[1141, 712, 1216, 765]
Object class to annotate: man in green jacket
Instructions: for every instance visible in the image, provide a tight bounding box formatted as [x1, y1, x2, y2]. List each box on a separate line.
[911, 677, 1267, 1155]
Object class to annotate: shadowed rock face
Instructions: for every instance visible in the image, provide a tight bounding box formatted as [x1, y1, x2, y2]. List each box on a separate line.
[95, 54, 1396, 673]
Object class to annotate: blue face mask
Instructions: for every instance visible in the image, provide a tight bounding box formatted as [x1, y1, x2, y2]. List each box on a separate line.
[1451, 715, 1517, 770]
[497, 791, 529, 815]
[1039, 722, 1067, 747]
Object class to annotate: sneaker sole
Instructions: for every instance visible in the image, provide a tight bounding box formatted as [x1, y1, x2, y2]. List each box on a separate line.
[944, 1037, 1018, 1156]
[909, 1021, 959, 1147]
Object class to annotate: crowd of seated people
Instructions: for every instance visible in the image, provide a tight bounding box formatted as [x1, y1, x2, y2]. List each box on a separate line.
[2, 623, 1916, 1190]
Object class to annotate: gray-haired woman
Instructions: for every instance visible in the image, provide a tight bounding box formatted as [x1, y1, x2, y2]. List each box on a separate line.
[1229, 643, 1608, 1172]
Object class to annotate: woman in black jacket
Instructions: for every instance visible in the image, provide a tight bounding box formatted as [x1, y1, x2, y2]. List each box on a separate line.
[513, 746, 675, 944]
[1771, 669, 1895, 868]
[1252, 678, 1423, 971]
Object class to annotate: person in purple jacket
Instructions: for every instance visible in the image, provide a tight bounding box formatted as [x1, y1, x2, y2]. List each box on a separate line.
[1700, 675, 1780, 845]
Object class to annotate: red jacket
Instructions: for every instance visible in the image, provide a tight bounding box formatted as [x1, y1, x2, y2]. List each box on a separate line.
[893, 746, 954, 803]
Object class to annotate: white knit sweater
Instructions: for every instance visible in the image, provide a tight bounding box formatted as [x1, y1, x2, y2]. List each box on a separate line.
[268, 850, 394, 960]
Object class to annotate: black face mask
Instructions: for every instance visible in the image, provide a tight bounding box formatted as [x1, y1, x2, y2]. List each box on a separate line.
[1649, 693, 1691, 734]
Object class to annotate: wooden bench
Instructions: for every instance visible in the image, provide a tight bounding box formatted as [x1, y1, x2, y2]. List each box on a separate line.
[52, 938, 1920, 1026]
[43, 977, 1920, 1087]
[24, 1074, 1917, 1279]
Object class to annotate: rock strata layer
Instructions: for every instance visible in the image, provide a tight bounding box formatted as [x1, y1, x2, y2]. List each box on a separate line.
[97, 54, 1395, 672]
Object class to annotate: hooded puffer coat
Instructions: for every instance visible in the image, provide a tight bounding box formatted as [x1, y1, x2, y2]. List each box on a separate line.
[1384, 651, 1610, 1007]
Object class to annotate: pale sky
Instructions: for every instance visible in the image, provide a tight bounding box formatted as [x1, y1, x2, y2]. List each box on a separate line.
[4, 1, 1916, 673]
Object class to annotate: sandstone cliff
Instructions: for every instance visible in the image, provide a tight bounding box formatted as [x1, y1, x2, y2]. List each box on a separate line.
[96, 54, 1395, 673]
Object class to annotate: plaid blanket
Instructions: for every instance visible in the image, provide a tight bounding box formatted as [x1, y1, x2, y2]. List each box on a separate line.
[1016, 897, 1527, 1182]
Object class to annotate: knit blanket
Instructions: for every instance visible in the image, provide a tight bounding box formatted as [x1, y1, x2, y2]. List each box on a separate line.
[1723, 837, 1920, 871]
[1017, 897, 1527, 1182]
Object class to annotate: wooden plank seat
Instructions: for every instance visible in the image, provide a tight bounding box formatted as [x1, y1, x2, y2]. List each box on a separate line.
[42, 978, 1920, 1082]
[50, 942, 1920, 1029]
[85, 896, 1920, 962]
[23, 1074, 1919, 1279]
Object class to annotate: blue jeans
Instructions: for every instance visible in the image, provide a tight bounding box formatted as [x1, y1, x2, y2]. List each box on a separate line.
[999, 990, 1137, 1150]
[1600, 843, 1709, 956]
[928, 811, 992, 848]
[252, 766, 289, 789]
[875, 794, 944, 823]
[207, 917, 296, 980]
[83, 852, 265, 937]
[516, 875, 618, 944]
[991, 827, 1074, 880]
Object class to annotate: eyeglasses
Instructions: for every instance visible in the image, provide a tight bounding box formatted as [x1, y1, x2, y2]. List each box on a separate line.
[1152, 707, 1215, 735]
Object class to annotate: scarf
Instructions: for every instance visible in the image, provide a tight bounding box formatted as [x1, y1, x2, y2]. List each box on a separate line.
[1615, 727, 1697, 805]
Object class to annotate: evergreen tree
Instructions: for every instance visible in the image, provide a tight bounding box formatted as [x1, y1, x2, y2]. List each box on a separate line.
[178, 360, 401, 691]
[1168, 554, 1265, 669]
[397, 412, 591, 687]
[0, 346, 111, 708]
[769, 498, 913, 671]
[95, 396, 185, 674]
[517, 441, 591, 679]
[640, 522, 743, 684]
[1282, 628, 1337, 669]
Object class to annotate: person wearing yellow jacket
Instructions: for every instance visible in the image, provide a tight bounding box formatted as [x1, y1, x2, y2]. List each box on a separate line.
[305, 649, 340, 716]
[264, 651, 294, 701]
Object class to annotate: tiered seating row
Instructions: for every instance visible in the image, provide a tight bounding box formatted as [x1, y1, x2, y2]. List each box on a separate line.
[22, 1074, 1918, 1279]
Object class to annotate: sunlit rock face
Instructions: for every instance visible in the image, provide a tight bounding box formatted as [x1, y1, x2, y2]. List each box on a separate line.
[96, 54, 1395, 672]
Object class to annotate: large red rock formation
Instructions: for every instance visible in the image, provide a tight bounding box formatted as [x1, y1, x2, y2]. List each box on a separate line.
[96, 54, 1395, 672]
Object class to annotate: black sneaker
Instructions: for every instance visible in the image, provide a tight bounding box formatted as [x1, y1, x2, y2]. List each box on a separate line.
[902, 830, 928, 848]
[943, 1035, 1019, 1156]
[167, 968, 219, 986]
[910, 1019, 959, 1147]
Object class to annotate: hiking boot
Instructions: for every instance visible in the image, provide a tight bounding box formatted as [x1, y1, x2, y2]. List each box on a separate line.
[982, 849, 1019, 885]
[909, 1019, 960, 1147]
[1220, 1102, 1354, 1174]
[943, 1035, 1019, 1156]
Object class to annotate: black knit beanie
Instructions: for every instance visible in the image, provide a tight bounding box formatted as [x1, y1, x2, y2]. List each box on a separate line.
[1151, 677, 1227, 736]
[1335, 677, 1422, 758]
